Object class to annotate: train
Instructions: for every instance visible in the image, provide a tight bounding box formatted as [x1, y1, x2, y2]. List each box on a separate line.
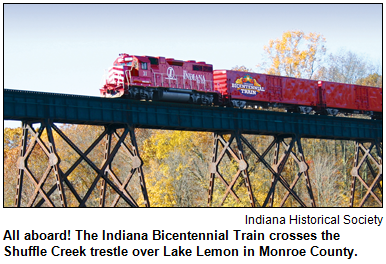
[100, 53, 382, 119]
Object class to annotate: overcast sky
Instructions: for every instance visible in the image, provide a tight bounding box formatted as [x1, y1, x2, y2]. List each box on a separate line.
[4, 4, 382, 127]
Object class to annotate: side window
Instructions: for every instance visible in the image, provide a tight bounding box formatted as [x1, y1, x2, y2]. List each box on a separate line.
[141, 62, 148, 70]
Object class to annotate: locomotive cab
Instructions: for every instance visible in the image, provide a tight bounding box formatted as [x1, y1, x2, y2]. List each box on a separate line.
[100, 54, 155, 98]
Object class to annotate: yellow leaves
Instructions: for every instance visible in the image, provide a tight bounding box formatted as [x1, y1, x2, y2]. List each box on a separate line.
[356, 73, 382, 88]
[4, 127, 22, 156]
[259, 30, 326, 79]
[232, 65, 253, 72]
[143, 130, 212, 163]
[145, 172, 176, 207]
[141, 130, 212, 207]
[160, 163, 170, 175]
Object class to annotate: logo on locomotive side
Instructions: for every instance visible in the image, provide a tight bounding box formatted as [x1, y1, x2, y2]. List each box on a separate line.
[183, 71, 206, 84]
[232, 75, 265, 97]
[166, 67, 177, 80]
[165, 67, 206, 84]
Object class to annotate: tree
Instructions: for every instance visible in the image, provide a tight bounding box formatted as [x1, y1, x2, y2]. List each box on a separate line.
[231, 65, 253, 72]
[4, 127, 24, 207]
[310, 153, 347, 207]
[259, 30, 326, 79]
[356, 73, 382, 88]
[314, 49, 380, 84]
[141, 130, 212, 207]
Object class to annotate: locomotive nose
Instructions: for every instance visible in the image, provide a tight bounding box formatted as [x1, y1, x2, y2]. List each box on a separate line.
[100, 84, 124, 98]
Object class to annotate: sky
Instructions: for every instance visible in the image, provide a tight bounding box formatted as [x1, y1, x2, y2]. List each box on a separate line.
[3, 4, 382, 128]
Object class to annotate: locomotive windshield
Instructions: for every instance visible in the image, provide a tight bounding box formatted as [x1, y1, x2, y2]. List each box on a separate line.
[114, 61, 132, 67]
[115, 55, 133, 67]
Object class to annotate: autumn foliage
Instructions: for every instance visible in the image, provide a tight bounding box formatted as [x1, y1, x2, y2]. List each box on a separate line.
[259, 30, 326, 79]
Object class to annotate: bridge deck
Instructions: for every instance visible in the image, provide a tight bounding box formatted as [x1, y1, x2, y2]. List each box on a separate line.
[4, 89, 382, 142]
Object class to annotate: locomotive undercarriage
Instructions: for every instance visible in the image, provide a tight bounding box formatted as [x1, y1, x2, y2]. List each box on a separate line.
[127, 85, 217, 106]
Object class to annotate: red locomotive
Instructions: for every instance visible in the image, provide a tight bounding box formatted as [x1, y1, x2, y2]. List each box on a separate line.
[100, 53, 382, 119]
[101, 53, 217, 105]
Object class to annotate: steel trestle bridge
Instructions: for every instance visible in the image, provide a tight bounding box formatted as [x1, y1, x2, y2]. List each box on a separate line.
[4, 89, 383, 207]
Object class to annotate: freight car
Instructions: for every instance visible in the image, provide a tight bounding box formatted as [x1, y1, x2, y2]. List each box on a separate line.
[214, 70, 382, 118]
[100, 53, 382, 119]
